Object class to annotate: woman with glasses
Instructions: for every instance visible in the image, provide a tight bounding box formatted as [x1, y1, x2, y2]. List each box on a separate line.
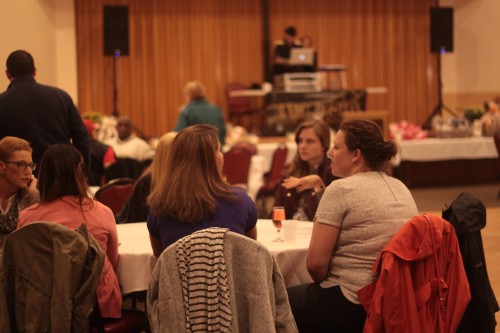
[0, 136, 38, 248]
[17, 144, 122, 319]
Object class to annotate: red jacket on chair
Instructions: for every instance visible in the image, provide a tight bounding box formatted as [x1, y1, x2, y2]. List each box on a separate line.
[358, 214, 471, 333]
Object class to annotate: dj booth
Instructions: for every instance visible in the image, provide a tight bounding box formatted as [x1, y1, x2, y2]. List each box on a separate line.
[262, 88, 367, 135]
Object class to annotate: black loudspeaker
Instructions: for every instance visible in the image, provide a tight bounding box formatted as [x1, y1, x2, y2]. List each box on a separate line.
[103, 6, 129, 56]
[430, 7, 453, 53]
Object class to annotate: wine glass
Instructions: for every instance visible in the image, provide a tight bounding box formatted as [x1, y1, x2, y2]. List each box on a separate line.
[272, 206, 285, 242]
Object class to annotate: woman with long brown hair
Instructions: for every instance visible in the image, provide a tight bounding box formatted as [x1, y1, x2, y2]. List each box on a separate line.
[273, 119, 337, 221]
[18, 144, 122, 319]
[147, 124, 257, 256]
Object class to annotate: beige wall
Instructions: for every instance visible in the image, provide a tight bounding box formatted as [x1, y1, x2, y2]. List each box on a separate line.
[441, 0, 500, 110]
[0, 0, 78, 103]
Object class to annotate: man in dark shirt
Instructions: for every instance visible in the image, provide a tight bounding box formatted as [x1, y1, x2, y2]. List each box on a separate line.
[0, 50, 89, 167]
[273, 26, 302, 75]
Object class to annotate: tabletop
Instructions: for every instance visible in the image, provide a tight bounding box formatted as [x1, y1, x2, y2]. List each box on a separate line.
[116, 219, 313, 294]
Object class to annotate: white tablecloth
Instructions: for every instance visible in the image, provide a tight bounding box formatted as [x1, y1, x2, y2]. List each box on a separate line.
[396, 137, 497, 163]
[116, 219, 313, 295]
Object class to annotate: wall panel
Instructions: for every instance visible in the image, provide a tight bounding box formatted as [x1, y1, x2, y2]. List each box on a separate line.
[75, 0, 438, 137]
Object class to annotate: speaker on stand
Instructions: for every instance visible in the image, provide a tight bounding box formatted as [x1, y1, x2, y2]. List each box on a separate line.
[422, 6, 457, 130]
[103, 6, 129, 117]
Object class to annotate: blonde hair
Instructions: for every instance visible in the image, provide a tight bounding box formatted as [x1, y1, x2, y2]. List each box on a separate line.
[150, 132, 177, 190]
[184, 81, 206, 100]
[0, 136, 32, 161]
[148, 125, 238, 223]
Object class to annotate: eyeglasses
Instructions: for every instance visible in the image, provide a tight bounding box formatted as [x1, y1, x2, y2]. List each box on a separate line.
[2, 160, 37, 171]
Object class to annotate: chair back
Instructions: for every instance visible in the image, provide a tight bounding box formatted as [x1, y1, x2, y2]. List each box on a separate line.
[104, 158, 146, 183]
[223, 143, 256, 186]
[0, 222, 104, 332]
[442, 192, 499, 332]
[147, 228, 298, 333]
[226, 82, 251, 115]
[358, 214, 471, 333]
[95, 178, 136, 215]
[261, 143, 288, 194]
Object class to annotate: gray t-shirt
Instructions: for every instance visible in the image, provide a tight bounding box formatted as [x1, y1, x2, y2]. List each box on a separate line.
[315, 171, 418, 303]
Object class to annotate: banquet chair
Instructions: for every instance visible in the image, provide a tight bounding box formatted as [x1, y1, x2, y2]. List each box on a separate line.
[0, 222, 103, 332]
[95, 178, 136, 216]
[226, 82, 261, 130]
[442, 192, 499, 332]
[147, 228, 298, 333]
[90, 300, 146, 333]
[104, 157, 147, 183]
[223, 143, 257, 187]
[256, 143, 288, 218]
[358, 214, 470, 333]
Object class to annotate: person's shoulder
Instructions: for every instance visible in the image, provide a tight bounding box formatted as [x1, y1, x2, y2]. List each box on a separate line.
[20, 202, 41, 213]
[92, 200, 115, 216]
[37, 81, 72, 97]
[223, 186, 252, 204]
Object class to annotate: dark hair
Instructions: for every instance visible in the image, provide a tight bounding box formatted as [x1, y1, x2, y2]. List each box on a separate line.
[340, 120, 397, 171]
[37, 144, 91, 203]
[284, 26, 297, 37]
[6, 50, 35, 78]
[287, 119, 331, 177]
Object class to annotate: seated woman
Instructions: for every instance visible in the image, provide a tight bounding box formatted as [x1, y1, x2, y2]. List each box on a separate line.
[17, 144, 122, 319]
[287, 120, 418, 333]
[147, 124, 257, 256]
[273, 119, 337, 221]
[0, 136, 39, 248]
[117, 132, 177, 223]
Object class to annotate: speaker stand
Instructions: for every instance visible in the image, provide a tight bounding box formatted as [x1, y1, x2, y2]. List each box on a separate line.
[111, 50, 121, 117]
[422, 50, 457, 130]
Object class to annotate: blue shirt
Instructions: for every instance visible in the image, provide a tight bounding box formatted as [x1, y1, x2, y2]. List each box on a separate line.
[147, 187, 257, 250]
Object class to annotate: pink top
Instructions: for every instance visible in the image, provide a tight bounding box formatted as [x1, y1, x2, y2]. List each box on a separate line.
[18, 196, 122, 318]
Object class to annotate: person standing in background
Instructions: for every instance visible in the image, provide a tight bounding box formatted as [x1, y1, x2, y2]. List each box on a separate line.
[273, 26, 302, 75]
[0, 50, 89, 168]
[174, 81, 226, 145]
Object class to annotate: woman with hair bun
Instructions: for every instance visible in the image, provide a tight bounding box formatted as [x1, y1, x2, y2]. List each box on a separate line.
[287, 120, 418, 333]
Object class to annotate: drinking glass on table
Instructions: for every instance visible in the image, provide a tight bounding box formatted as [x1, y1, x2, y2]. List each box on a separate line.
[272, 206, 285, 242]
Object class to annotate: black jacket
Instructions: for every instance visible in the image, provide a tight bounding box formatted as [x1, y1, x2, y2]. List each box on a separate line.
[0, 76, 89, 166]
[443, 192, 499, 333]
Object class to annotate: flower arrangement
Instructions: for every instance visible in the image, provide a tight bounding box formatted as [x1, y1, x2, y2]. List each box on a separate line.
[463, 106, 485, 123]
[82, 111, 105, 124]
